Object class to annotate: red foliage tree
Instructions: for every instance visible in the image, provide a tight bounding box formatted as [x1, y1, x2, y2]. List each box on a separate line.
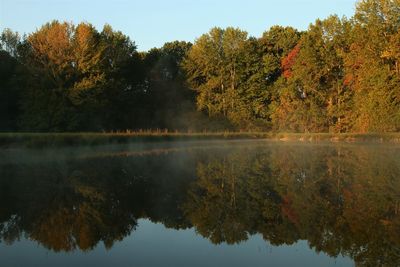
[281, 43, 301, 79]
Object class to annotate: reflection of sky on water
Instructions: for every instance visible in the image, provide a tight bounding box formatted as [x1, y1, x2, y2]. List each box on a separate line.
[1, 219, 353, 267]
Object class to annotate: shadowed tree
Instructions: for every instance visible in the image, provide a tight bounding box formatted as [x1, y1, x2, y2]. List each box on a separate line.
[0, 29, 25, 131]
[17, 21, 142, 131]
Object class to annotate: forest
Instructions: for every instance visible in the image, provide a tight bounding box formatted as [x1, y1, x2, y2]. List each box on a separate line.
[1, 0, 400, 133]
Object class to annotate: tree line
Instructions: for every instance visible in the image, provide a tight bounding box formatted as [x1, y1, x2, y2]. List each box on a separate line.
[1, 0, 400, 132]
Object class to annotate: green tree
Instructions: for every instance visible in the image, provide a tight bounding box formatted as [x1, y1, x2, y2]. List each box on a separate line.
[259, 26, 302, 130]
[140, 41, 200, 130]
[271, 17, 352, 132]
[0, 29, 24, 131]
[345, 0, 400, 132]
[183, 27, 258, 128]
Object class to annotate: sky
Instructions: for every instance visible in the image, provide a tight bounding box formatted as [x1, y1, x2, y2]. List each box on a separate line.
[0, 0, 357, 51]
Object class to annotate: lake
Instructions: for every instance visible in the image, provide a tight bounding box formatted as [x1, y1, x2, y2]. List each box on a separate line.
[1, 140, 399, 267]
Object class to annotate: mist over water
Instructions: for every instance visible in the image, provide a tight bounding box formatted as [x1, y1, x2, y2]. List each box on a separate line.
[1, 140, 400, 267]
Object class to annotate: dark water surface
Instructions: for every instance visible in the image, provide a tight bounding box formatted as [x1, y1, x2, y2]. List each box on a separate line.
[1, 140, 399, 267]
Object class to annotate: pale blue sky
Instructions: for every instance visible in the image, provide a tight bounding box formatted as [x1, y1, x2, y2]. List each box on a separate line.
[0, 0, 357, 51]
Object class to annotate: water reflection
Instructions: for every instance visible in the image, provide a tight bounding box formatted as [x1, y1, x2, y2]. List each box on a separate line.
[1, 142, 400, 266]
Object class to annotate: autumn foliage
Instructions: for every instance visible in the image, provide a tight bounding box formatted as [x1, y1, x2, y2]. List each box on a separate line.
[1, 0, 400, 133]
[281, 43, 301, 79]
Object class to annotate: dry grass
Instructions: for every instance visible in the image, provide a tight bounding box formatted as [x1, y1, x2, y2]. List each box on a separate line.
[1, 131, 400, 148]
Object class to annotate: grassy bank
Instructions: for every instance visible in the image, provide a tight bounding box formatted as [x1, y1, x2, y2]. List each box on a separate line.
[0, 132, 270, 149]
[1, 132, 400, 148]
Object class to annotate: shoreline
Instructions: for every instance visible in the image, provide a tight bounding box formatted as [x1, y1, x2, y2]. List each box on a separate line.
[1, 132, 400, 148]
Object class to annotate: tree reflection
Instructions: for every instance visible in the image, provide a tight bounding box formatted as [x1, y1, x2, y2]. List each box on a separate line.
[184, 144, 400, 266]
[0, 152, 194, 251]
[0, 143, 400, 266]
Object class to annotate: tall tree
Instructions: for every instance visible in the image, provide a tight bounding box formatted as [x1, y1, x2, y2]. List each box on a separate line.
[0, 29, 25, 131]
[259, 26, 302, 129]
[140, 41, 198, 130]
[271, 17, 351, 132]
[183, 27, 255, 128]
[18, 21, 142, 131]
[344, 0, 400, 132]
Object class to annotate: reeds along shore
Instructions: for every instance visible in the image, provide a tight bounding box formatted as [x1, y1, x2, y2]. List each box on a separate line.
[1, 132, 400, 148]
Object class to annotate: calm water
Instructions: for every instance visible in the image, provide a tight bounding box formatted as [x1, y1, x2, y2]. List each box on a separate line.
[1, 140, 400, 267]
